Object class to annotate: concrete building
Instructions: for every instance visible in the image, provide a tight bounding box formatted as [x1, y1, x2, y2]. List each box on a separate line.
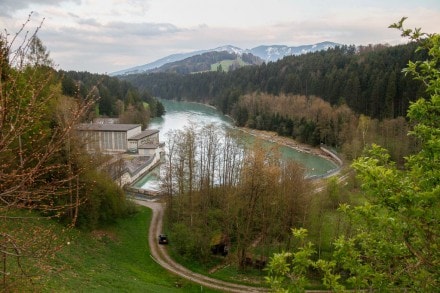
[76, 122, 164, 187]
[76, 123, 162, 154]
[76, 123, 141, 153]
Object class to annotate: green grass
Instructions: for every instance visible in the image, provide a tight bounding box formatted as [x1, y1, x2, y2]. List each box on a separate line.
[210, 58, 247, 72]
[37, 206, 218, 292]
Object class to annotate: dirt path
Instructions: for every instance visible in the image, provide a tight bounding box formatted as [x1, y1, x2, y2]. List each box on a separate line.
[134, 199, 268, 292]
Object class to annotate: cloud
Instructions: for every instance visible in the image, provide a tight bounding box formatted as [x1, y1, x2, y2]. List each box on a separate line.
[104, 21, 183, 37]
[36, 19, 192, 73]
[2, 0, 438, 73]
[0, 0, 80, 16]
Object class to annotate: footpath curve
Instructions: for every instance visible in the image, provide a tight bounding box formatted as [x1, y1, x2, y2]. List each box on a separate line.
[134, 199, 268, 293]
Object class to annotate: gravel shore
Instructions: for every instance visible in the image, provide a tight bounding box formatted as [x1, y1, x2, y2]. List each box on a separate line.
[237, 127, 341, 166]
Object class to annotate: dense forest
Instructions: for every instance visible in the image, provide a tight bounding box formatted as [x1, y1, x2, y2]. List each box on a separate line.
[60, 70, 165, 128]
[123, 43, 426, 120]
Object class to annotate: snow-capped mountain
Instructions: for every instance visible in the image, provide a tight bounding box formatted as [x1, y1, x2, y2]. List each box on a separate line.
[111, 42, 338, 76]
[250, 41, 338, 63]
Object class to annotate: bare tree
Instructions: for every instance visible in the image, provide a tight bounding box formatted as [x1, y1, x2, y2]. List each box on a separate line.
[0, 16, 97, 289]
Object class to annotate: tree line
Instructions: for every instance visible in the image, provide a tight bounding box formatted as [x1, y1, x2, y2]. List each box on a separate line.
[232, 93, 416, 164]
[60, 70, 165, 128]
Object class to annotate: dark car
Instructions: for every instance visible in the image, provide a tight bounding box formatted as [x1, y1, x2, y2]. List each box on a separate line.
[158, 234, 168, 245]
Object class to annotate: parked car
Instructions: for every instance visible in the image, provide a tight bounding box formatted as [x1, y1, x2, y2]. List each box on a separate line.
[158, 234, 168, 244]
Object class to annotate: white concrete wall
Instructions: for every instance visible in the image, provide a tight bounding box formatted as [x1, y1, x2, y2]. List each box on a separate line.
[127, 126, 141, 139]
[115, 153, 162, 187]
[138, 148, 156, 156]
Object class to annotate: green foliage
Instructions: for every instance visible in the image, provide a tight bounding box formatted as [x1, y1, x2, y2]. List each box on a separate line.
[266, 228, 345, 292]
[265, 228, 315, 292]
[76, 170, 130, 230]
[60, 70, 164, 122]
[349, 20, 439, 290]
[266, 20, 440, 291]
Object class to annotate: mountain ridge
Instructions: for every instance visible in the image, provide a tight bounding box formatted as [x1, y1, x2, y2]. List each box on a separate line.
[111, 42, 339, 76]
[147, 51, 263, 74]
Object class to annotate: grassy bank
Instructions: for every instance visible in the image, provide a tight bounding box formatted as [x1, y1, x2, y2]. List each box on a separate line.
[32, 206, 218, 292]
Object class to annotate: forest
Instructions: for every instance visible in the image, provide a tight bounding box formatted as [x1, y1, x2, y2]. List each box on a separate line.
[123, 42, 426, 120]
[60, 70, 165, 128]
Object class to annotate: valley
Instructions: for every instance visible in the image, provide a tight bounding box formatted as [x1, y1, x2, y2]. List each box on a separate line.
[1, 4, 438, 291]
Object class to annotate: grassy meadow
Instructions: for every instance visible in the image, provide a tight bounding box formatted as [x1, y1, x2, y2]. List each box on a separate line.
[4, 206, 218, 292]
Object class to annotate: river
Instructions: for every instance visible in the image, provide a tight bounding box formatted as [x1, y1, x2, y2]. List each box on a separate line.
[133, 99, 337, 190]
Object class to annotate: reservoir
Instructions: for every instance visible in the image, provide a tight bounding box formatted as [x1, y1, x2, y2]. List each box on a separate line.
[133, 99, 338, 190]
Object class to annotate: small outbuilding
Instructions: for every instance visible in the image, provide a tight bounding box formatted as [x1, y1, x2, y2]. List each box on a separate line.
[127, 129, 160, 153]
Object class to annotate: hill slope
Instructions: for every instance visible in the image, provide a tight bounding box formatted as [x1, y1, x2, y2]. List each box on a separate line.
[148, 51, 262, 74]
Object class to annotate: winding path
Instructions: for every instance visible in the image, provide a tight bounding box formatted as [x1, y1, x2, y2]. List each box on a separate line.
[131, 133, 346, 292]
[134, 199, 268, 292]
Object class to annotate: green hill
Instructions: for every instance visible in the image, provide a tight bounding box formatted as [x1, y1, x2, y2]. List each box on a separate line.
[5, 207, 216, 292]
[149, 51, 262, 74]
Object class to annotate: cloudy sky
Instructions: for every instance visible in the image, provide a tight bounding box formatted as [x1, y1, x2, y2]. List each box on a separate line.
[1, 0, 439, 73]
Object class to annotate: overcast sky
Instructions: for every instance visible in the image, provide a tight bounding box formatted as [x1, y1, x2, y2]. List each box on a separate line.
[1, 0, 439, 73]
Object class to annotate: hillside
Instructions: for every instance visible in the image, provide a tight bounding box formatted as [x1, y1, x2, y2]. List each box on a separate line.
[148, 51, 262, 74]
[4, 207, 211, 292]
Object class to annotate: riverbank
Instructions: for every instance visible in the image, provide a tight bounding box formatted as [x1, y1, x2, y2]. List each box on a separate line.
[237, 127, 343, 167]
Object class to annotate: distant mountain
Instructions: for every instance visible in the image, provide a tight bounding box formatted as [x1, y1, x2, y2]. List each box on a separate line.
[111, 45, 245, 76]
[111, 42, 339, 76]
[147, 51, 262, 74]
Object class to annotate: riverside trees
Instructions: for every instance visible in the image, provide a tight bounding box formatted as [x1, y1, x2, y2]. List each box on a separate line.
[162, 124, 312, 269]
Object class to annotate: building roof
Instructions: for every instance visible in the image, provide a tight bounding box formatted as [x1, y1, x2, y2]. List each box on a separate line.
[76, 123, 140, 132]
[128, 129, 159, 140]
